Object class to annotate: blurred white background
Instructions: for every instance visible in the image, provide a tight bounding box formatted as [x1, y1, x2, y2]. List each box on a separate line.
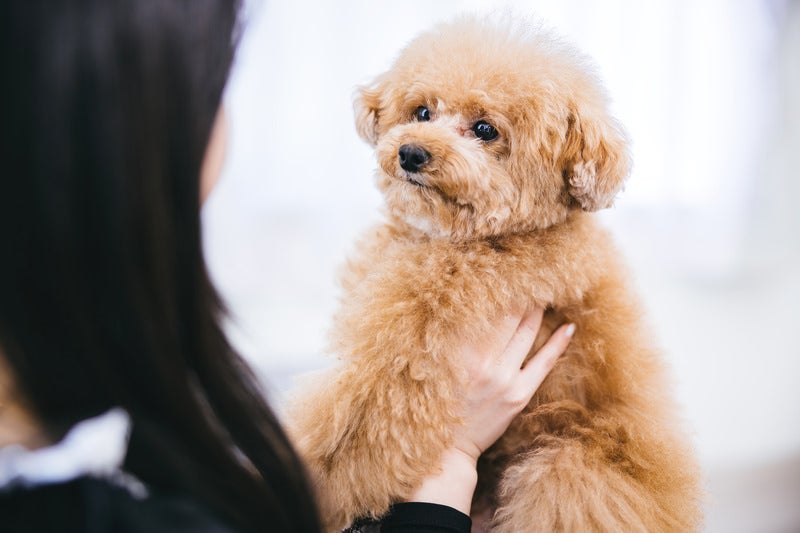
[202, 1, 800, 531]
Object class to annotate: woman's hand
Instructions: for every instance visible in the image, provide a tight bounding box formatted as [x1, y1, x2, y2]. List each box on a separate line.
[453, 306, 574, 461]
[407, 305, 574, 515]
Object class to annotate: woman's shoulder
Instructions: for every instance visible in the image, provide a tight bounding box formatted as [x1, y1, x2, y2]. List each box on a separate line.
[0, 476, 236, 533]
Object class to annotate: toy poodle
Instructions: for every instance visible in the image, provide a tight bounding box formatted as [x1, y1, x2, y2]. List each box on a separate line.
[288, 16, 702, 533]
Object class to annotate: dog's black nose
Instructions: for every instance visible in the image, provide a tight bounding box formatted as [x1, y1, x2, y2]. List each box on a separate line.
[398, 144, 431, 173]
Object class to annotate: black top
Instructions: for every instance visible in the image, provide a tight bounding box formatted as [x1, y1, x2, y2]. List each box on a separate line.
[0, 477, 471, 533]
[0, 476, 232, 533]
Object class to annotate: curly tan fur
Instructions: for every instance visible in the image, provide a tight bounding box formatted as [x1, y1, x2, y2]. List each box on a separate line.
[288, 17, 702, 532]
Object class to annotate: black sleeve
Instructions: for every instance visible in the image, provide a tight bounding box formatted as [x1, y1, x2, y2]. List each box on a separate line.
[379, 502, 472, 533]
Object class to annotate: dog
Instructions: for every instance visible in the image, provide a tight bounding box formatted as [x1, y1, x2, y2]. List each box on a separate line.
[288, 16, 702, 532]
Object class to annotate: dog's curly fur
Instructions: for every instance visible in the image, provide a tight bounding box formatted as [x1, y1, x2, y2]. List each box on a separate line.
[288, 17, 702, 532]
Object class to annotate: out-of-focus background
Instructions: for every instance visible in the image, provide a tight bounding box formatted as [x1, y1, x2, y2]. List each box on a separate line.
[202, 1, 800, 531]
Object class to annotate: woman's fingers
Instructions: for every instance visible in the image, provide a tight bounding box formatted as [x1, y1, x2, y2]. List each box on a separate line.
[452, 307, 575, 459]
[499, 305, 545, 369]
[517, 322, 575, 395]
[493, 308, 534, 356]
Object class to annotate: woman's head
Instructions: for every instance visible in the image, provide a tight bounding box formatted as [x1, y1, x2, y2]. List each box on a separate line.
[0, 1, 320, 530]
[1, 0, 235, 428]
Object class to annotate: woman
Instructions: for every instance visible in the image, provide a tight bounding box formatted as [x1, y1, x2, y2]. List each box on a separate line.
[0, 1, 573, 531]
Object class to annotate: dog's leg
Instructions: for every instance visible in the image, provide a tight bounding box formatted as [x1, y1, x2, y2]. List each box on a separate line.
[289, 361, 459, 532]
[490, 416, 701, 533]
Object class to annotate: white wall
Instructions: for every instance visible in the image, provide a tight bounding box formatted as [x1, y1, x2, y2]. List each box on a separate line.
[202, 1, 800, 531]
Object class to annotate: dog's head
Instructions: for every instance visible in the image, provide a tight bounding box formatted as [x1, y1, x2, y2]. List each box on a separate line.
[354, 17, 630, 240]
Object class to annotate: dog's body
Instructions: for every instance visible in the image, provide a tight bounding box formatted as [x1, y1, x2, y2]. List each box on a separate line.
[289, 18, 702, 532]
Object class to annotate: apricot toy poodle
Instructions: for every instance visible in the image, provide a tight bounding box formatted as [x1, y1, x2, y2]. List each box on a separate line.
[289, 16, 702, 533]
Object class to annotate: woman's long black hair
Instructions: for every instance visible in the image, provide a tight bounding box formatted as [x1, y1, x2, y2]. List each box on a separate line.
[0, 1, 322, 531]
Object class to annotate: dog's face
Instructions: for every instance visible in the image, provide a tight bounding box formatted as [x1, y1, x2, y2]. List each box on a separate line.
[354, 18, 631, 240]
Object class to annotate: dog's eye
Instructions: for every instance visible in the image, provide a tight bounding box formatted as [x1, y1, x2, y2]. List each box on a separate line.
[414, 106, 431, 122]
[472, 120, 498, 141]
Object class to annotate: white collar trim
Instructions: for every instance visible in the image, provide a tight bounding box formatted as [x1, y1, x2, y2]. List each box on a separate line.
[0, 407, 146, 497]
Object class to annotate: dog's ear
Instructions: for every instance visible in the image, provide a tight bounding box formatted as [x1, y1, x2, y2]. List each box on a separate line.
[353, 82, 384, 147]
[559, 102, 631, 211]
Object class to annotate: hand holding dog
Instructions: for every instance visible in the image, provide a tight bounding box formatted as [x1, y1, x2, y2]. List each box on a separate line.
[409, 306, 575, 515]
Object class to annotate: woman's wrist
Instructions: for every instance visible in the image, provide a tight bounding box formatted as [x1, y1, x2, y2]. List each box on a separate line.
[407, 447, 478, 515]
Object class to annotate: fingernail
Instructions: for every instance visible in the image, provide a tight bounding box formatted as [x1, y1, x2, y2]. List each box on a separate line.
[565, 323, 576, 338]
